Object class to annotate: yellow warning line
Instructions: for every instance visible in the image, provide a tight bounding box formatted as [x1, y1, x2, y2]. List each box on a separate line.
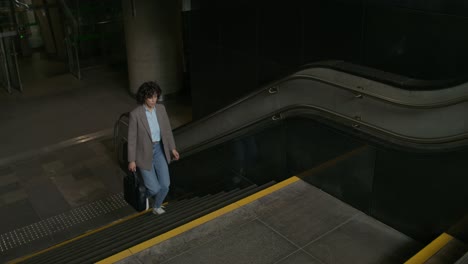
[8, 202, 168, 264]
[11, 146, 364, 263]
[404, 233, 453, 264]
[96, 176, 300, 264]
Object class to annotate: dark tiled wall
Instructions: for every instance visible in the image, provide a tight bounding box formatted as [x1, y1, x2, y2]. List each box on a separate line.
[186, 0, 468, 118]
[363, 3, 468, 80]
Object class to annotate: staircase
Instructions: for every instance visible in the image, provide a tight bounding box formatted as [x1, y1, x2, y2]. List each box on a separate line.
[15, 182, 274, 264]
[456, 252, 468, 264]
[405, 233, 468, 264]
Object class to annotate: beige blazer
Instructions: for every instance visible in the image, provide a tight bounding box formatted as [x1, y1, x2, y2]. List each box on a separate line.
[127, 104, 176, 170]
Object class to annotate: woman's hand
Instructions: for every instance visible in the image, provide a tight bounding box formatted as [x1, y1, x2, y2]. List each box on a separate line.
[128, 161, 137, 172]
[172, 149, 180, 161]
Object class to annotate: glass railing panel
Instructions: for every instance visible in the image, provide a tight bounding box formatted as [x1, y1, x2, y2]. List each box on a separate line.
[169, 121, 288, 198]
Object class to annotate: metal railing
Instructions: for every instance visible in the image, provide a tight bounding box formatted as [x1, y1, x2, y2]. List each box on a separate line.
[0, 30, 21, 93]
[59, 0, 81, 79]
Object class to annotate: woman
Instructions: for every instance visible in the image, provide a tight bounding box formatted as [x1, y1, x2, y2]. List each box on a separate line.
[127, 81, 180, 215]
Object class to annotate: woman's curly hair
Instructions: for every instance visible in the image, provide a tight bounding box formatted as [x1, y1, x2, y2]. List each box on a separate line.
[136, 81, 162, 104]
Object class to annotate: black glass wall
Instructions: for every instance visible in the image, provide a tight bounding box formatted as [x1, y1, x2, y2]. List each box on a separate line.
[185, 0, 468, 118]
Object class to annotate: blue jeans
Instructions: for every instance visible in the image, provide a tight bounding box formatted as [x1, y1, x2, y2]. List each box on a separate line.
[139, 142, 170, 209]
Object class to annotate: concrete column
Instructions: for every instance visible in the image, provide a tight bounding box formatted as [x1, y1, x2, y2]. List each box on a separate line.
[122, 0, 183, 97]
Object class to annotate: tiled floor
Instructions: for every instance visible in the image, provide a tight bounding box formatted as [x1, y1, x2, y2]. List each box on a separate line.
[0, 57, 192, 262]
[0, 64, 132, 159]
[0, 136, 127, 260]
[117, 181, 422, 264]
[1, 54, 192, 160]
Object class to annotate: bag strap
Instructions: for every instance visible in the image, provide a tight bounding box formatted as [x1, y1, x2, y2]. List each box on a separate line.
[132, 171, 144, 187]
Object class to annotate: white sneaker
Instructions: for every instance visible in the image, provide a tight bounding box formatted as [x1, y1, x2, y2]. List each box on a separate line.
[145, 198, 149, 210]
[153, 207, 166, 215]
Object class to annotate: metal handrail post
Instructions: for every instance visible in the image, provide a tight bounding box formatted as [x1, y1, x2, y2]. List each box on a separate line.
[0, 37, 12, 93]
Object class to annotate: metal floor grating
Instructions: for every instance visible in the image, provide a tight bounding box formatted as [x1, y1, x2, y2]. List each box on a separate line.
[0, 192, 128, 253]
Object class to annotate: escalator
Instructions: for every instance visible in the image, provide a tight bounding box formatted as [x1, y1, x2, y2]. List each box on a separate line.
[13, 62, 468, 263]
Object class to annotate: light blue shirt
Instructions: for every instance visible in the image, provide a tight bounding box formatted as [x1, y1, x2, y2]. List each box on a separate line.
[144, 106, 161, 142]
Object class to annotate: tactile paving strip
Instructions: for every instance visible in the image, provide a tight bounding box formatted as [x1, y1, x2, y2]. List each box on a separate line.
[0, 192, 128, 253]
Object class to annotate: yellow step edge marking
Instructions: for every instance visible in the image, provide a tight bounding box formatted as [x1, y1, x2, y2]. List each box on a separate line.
[129, 203, 240, 255]
[9, 202, 168, 264]
[97, 250, 133, 264]
[404, 233, 453, 264]
[236, 176, 299, 207]
[96, 176, 300, 264]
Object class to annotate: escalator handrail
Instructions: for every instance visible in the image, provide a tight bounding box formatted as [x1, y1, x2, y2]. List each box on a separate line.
[176, 105, 468, 156]
[115, 62, 468, 163]
[298, 60, 468, 90]
[174, 63, 468, 135]
[288, 73, 468, 108]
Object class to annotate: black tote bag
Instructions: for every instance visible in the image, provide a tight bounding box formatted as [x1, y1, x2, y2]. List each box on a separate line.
[123, 171, 148, 212]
